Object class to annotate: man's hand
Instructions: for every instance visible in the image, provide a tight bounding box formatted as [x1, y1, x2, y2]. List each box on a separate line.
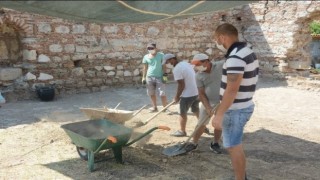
[162, 73, 168, 84]
[142, 77, 146, 85]
[205, 107, 214, 117]
[172, 96, 180, 104]
[211, 115, 223, 130]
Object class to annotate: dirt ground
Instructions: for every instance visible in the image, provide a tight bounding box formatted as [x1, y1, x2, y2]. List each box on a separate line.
[0, 78, 319, 180]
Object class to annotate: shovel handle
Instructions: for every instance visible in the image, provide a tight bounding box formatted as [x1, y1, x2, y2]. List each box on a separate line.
[142, 101, 175, 125]
[133, 104, 147, 117]
[158, 126, 170, 131]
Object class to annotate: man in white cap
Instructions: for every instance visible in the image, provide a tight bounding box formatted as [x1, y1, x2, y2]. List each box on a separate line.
[187, 53, 224, 153]
[142, 43, 169, 113]
[163, 53, 199, 137]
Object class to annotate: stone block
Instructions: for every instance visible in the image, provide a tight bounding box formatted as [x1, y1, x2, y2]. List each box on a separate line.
[89, 24, 101, 34]
[49, 44, 63, 53]
[38, 23, 51, 33]
[0, 68, 22, 81]
[72, 24, 85, 34]
[95, 66, 103, 71]
[133, 69, 140, 76]
[97, 72, 107, 77]
[86, 70, 96, 77]
[38, 54, 51, 63]
[107, 71, 115, 76]
[147, 27, 160, 36]
[121, 25, 130, 34]
[205, 48, 213, 55]
[65, 44, 75, 53]
[116, 71, 124, 76]
[55, 25, 70, 34]
[72, 54, 86, 60]
[117, 65, 124, 70]
[25, 72, 36, 81]
[38, 73, 53, 81]
[104, 66, 115, 71]
[23, 50, 37, 61]
[103, 25, 118, 34]
[192, 50, 200, 55]
[124, 71, 132, 77]
[76, 46, 89, 53]
[21, 38, 38, 44]
[71, 67, 84, 77]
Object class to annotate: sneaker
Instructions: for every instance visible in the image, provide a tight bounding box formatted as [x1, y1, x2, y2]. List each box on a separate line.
[163, 109, 173, 115]
[204, 127, 210, 134]
[170, 130, 187, 137]
[210, 142, 222, 154]
[148, 107, 158, 113]
[184, 143, 198, 152]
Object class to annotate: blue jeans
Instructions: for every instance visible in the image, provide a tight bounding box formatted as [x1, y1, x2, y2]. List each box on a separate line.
[222, 105, 254, 148]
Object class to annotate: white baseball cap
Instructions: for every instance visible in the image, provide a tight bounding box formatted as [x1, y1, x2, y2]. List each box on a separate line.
[163, 53, 176, 63]
[191, 53, 209, 65]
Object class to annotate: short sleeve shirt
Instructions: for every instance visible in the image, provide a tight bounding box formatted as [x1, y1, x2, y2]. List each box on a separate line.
[142, 52, 164, 78]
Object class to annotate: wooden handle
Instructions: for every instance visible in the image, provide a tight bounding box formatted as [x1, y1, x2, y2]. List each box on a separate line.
[142, 101, 175, 125]
[158, 126, 170, 131]
[133, 104, 147, 116]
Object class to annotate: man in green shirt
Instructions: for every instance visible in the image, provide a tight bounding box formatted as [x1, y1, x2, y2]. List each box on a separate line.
[142, 43, 168, 113]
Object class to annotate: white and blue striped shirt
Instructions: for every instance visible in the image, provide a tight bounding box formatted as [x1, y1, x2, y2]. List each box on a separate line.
[220, 42, 259, 110]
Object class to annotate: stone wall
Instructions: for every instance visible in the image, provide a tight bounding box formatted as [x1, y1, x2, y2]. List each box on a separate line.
[0, 1, 319, 101]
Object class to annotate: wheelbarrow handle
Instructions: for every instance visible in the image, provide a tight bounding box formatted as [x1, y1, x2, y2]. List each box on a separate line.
[125, 126, 170, 147]
[94, 136, 117, 154]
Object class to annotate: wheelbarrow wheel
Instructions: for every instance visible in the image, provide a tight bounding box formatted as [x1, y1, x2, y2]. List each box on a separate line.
[76, 146, 88, 161]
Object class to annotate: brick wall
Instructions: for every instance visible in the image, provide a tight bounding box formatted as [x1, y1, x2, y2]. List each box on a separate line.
[0, 1, 319, 101]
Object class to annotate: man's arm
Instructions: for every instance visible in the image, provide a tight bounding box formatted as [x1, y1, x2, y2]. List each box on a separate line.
[215, 73, 243, 116]
[142, 63, 148, 79]
[162, 64, 167, 75]
[174, 79, 185, 103]
[211, 73, 243, 130]
[198, 87, 212, 114]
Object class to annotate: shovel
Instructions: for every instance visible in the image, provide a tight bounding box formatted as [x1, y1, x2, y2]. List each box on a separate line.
[162, 103, 220, 156]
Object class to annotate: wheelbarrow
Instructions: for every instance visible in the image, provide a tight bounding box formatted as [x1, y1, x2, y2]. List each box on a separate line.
[79, 104, 147, 124]
[61, 118, 169, 172]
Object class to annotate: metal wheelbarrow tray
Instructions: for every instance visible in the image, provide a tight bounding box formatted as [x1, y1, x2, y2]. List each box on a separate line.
[61, 119, 169, 172]
[79, 108, 134, 124]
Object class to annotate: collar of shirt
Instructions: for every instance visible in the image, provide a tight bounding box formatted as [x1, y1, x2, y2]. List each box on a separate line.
[224, 42, 247, 58]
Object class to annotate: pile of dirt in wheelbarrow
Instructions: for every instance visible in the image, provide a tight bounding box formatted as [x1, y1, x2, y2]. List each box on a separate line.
[0, 80, 320, 179]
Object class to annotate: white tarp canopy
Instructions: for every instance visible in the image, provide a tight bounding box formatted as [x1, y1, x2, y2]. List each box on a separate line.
[0, 1, 254, 23]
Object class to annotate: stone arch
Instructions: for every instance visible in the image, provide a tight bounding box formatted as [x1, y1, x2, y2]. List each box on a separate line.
[0, 12, 30, 98]
[0, 12, 29, 67]
[0, 13, 29, 34]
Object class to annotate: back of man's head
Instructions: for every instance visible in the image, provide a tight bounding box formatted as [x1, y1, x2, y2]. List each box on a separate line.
[215, 23, 238, 37]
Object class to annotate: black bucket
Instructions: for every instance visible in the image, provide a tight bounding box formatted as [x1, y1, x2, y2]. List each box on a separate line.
[36, 85, 55, 101]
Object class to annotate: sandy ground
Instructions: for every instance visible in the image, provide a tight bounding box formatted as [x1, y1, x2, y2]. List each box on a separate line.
[0, 78, 319, 180]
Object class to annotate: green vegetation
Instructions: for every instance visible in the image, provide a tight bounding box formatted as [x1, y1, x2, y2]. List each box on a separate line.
[310, 21, 320, 34]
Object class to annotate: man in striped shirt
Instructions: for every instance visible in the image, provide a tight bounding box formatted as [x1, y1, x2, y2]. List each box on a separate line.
[211, 23, 259, 180]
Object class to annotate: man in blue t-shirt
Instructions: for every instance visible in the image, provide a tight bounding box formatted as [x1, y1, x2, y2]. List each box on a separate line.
[142, 43, 168, 113]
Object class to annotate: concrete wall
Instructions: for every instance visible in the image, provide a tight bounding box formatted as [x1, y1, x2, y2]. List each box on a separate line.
[0, 1, 319, 101]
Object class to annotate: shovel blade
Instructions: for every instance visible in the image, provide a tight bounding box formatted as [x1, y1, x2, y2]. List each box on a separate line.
[162, 144, 187, 157]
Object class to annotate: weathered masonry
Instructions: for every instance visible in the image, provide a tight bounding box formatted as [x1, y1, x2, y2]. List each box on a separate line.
[0, 1, 319, 101]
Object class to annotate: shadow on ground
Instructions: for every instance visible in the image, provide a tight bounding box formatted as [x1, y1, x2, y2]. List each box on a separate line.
[43, 127, 320, 180]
